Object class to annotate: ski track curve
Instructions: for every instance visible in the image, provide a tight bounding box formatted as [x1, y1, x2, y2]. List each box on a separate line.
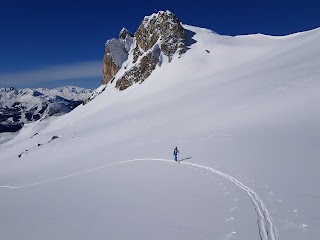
[0, 158, 279, 240]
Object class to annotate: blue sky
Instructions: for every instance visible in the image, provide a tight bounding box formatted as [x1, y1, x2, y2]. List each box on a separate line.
[0, 0, 319, 89]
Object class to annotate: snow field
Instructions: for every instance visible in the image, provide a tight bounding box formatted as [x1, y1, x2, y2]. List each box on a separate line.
[0, 24, 319, 239]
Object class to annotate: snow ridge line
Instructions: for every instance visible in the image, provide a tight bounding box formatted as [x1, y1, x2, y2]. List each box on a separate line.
[0, 158, 279, 240]
[180, 161, 279, 240]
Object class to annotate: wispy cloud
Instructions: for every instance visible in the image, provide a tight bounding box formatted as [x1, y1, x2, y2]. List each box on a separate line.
[0, 60, 102, 87]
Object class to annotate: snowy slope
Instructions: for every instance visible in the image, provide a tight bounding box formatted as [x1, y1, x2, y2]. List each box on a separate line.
[0, 24, 320, 240]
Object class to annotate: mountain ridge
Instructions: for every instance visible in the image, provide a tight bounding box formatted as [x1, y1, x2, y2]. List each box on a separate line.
[0, 86, 93, 132]
[101, 10, 186, 90]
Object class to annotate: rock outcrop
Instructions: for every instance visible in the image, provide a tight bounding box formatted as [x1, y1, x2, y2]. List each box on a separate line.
[133, 10, 186, 63]
[101, 11, 186, 90]
[101, 28, 133, 85]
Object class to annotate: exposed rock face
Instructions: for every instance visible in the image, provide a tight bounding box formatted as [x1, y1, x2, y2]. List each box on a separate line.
[116, 48, 161, 90]
[101, 28, 133, 85]
[102, 54, 119, 86]
[101, 11, 186, 90]
[133, 10, 186, 63]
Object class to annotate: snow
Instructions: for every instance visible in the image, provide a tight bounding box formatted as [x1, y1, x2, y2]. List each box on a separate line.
[0, 24, 320, 240]
[45, 102, 71, 116]
[105, 38, 129, 68]
[0, 132, 18, 144]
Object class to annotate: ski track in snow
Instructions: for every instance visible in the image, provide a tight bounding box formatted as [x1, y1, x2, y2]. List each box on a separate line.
[0, 158, 279, 240]
[181, 161, 279, 240]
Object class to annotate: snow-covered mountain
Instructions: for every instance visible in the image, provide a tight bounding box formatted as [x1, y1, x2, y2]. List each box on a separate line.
[1, 11, 320, 240]
[0, 86, 93, 132]
[101, 10, 185, 90]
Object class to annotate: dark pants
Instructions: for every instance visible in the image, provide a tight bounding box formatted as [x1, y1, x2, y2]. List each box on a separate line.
[174, 154, 177, 161]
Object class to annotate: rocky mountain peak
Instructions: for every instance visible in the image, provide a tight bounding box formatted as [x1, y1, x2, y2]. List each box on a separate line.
[101, 10, 186, 91]
[119, 28, 133, 40]
[119, 28, 134, 52]
[133, 10, 185, 63]
[1, 87, 18, 94]
[101, 28, 134, 85]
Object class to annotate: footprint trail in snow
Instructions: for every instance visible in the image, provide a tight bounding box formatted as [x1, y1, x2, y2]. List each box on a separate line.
[0, 158, 279, 240]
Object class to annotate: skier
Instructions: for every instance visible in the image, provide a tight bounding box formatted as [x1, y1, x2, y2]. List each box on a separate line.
[173, 147, 179, 161]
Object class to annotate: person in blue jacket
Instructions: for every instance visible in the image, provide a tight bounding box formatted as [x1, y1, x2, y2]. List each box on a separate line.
[173, 147, 179, 161]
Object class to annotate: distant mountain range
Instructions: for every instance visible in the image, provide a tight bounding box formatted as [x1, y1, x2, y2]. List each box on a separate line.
[0, 86, 94, 132]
